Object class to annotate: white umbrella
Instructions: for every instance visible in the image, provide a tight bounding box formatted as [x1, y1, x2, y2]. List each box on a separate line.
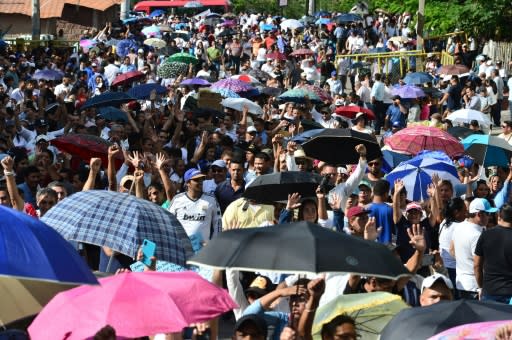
[280, 19, 304, 30]
[221, 98, 264, 115]
[144, 38, 166, 49]
[446, 109, 492, 127]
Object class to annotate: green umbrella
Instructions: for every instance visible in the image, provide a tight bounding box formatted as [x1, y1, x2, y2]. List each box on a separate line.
[312, 292, 409, 340]
[168, 52, 199, 65]
[157, 61, 188, 79]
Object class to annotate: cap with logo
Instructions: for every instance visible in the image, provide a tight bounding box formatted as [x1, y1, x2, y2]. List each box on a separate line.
[184, 168, 206, 182]
[34, 119, 48, 127]
[244, 276, 275, 297]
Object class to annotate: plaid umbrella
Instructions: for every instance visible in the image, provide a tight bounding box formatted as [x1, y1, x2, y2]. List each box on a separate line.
[210, 78, 255, 93]
[385, 126, 464, 158]
[290, 48, 315, 56]
[42, 190, 194, 265]
[157, 61, 188, 79]
[32, 69, 64, 81]
[168, 52, 199, 65]
[111, 71, 145, 87]
[295, 84, 332, 102]
[278, 88, 322, 104]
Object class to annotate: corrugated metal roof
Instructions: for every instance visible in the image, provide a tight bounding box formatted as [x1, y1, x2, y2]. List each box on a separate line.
[0, 0, 120, 18]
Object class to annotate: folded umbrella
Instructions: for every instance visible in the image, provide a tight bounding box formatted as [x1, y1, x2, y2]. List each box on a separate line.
[385, 126, 464, 158]
[221, 97, 263, 115]
[28, 271, 237, 340]
[0, 205, 98, 324]
[462, 134, 512, 167]
[110, 71, 145, 87]
[380, 300, 512, 340]
[312, 292, 409, 340]
[403, 72, 433, 85]
[80, 91, 136, 111]
[97, 106, 128, 122]
[392, 84, 425, 99]
[302, 128, 382, 165]
[42, 190, 194, 265]
[188, 221, 410, 279]
[446, 108, 492, 127]
[127, 83, 167, 100]
[243, 171, 322, 204]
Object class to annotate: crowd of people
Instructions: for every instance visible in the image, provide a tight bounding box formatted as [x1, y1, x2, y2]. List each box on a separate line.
[2, 4, 512, 340]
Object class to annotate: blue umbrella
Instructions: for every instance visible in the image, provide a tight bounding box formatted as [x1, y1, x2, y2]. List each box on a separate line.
[381, 147, 412, 174]
[116, 39, 138, 58]
[42, 190, 194, 265]
[211, 88, 241, 98]
[81, 92, 136, 111]
[97, 106, 128, 122]
[314, 10, 330, 17]
[334, 13, 363, 24]
[262, 24, 276, 31]
[292, 129, 324, 143]
[392, 84, 426, 99]
[315, 18, 331, 25]
[32, 69, 64, 81]
[462, 134, 512, 167]
[0, 204, 97, 285]
[385, 155, 460, 201]
[175, 23, 188, 30]
[149, 9, 165, 17]
[127, 83, 168, 99]
[122, 17, 139, 25]
[403, 72, 434, 85]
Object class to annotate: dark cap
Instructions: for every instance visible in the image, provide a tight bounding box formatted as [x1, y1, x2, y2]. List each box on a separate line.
[34, 118, 48, 127]
[246, 143, 260, 154]
[346, 206, 369, 218]
[244, 276, 275, 297]
[234, 314, 268, 338]
[392, 95, 401, 100]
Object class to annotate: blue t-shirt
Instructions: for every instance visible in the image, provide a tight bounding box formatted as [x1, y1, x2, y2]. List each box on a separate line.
[368, 202, 395, 243]
[386, 104, 405, 127]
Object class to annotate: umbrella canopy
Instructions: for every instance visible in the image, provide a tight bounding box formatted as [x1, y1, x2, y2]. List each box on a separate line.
[0, 205, 98, 324]
[388, 36, 410, 44]
[314, 10, 330, 17]
[278, 88, 322, 104]
[446, 108, 492, 127]
[211, 88, 241, 98]
[79, 39, 96, 49]
[385, 126, 464, 158]
[80, 91, 136, 111]
[302, 129, 382, 165]
[428, 320, 512, 340]
[51, 134, 124, 168]
[217, 29, 236, 37]
[295, 84, 332, 102]
[157, 61, 188, 79]
[280, 19, 304, 30]
[385, 153, 460, 201]
[315, 18, 332, 25]
[380, 300, 512, 340]
[184, 0, 203, 7]
[292, 128, 324, 143]
[249, 69, 271, 82]
[261, 24, 276, 31]
[188, 222, 410, 279]
[381, 146, 412, 174]
[447, 126, 482, 140]
[32, 69, 64, 81]
[334, 13, 363, 24]
[28, 271, 237, 340]
[422, 87, 443, 98]
[221, 97, 263, 115]
[143, 37, 166, 49]
[97, 106, 128, 122]
[141, 25, 161, 38]
[42, 190, 194, 265]
[211, 78, 255, 93]
[231, 74, 261, 85]
[391, 85, 425, 99]
[180, 77, 211, 86]
[462, 134, 512, 167]
[290, 48, 315, 57]
[111, 71, 145, 87]
[127, 83, 168, 100]
[312, 292, 408, 340]
[403, 72, 433, 85]
[116, 39, 138, 58]
[266, 51, 287, 61]
[243, 171, 322, 204]
[149, 9, 164, 17]
[258, 86, 283, 97]
[300, 15, 316, 24]
[168, 52, 199, 65]
[334, 105, 376, 120]
[438, 64, 470, 75]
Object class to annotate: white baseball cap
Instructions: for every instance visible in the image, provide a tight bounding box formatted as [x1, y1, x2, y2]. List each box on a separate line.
[421, 273, 453, 293]
[469, 198, 498, 214]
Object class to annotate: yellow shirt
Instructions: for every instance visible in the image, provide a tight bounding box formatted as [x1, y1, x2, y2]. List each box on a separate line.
[222, 198, 275, 230]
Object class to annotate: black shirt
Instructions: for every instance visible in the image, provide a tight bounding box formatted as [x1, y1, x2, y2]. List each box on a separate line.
[475, 226, 512, 295]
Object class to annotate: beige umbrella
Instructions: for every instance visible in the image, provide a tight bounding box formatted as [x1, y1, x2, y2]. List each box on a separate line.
[144, 38, 167, 49]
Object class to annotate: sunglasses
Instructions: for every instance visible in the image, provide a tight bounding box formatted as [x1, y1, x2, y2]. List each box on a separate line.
[368, 162, 380, 167]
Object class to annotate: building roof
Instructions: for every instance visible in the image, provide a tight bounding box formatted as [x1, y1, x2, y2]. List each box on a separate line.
[0, 0, 121, 19]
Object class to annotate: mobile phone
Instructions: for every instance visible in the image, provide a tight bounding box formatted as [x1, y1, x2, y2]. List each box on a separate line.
[141, 239, 156, 267]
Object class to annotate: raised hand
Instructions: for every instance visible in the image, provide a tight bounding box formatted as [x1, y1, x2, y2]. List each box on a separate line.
[154, 152, 168, 171]
[394, 179, 405, 195]
[1, 155, 14, 171]
[307, 277, 325, 299]
[108, 144, 120, 158]
[407, 223, 426, 253]
[330, 193, 342, 211]
[127, 151, 143, 169]
[90, 157, 102, 173]
[280, 327, 297, 340]
[364, 217, 382, 241]
[286, 192, 302, 210]
[355, 143, 367, 156]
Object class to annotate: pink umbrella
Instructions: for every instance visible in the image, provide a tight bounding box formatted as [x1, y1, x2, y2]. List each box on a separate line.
[385, 125, 464, 158]
[295, 84, 333, 102]
[428, 320, 512, 340]
[210, 78, 255, 93]
[28, 271, 237, 340]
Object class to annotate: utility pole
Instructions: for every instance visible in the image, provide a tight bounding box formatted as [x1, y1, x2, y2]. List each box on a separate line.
[416, 0, 425, 51]
[32, 0, 40, 40]
[308, 0, 315, 16]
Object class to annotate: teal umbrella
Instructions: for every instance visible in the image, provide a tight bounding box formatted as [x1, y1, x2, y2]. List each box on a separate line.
[278, 88, 322, 104]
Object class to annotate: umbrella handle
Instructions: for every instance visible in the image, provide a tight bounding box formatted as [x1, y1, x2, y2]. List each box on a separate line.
[106, 252, 116, 273]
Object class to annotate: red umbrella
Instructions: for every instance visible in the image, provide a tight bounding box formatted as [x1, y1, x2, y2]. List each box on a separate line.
[290, 48, 315, 56]
[266, 52, 287, 60]
[51, 134, 124, 168]
[438, 64, 469, 75]
[385, 126, 464, 158]
[334, 105, 376, 120]
[111, 71, 145, 87]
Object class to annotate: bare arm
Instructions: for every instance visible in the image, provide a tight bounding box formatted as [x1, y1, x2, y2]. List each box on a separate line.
[474, 255, 483, 289]
[83, 158, 101, 191]
[1, 156, 24, 211]
[134, 169, 145, 199]
[393, 179, 404, 224]
[297, 278, 325, 340]
[107, 144, 120, 191]
[190, 131, 208, 164]
[155, 152, 176, 202]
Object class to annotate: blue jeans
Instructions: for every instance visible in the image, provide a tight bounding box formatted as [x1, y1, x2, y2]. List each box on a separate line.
[481, 294, 512, 304]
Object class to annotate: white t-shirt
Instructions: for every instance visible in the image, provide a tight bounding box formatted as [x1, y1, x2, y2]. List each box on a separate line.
[452, 221, 484, 291]
[439, 220, 459, 269]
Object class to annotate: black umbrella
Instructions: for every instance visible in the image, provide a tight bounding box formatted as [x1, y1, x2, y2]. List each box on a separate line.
[243, 171, 322, 204]
[217, 29, 236, 37]
[334, 13, 363, 24]
[380, 300, 512, 340]
[447, 127, 482, 140]
[258, 86, 282, 97]
[302, 129, 382, 165]
[80, 92, 136, 111]
[188, 221, 411, 279]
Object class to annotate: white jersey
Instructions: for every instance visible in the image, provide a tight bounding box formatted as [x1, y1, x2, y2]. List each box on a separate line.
[168, 192, 221, 245]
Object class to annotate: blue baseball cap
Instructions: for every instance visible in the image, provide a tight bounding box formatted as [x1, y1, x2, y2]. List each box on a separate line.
[184, 168, 206, 182]
[469, 198, 498, 214]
